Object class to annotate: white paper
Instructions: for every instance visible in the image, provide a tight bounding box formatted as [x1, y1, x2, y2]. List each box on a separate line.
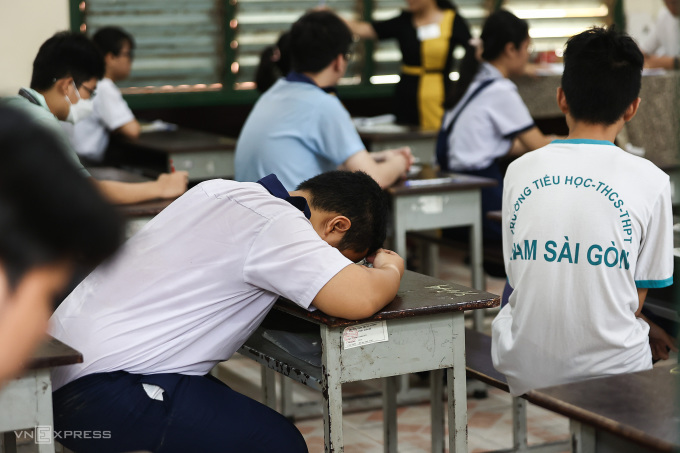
[342, 321, 389, 349]
[417, 23, 441, 41]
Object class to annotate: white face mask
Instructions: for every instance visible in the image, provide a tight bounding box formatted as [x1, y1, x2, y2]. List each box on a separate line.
[65, 98, 94, 124]
[64, 81, 95, 124]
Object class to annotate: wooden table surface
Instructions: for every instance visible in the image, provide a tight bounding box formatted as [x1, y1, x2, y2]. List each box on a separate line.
[27, 336, 82, 370]
[388, 172, 497, 196]
[526, 364, 680, 452]
[116, 127, 236, 154]
[275, 270, 499, 328]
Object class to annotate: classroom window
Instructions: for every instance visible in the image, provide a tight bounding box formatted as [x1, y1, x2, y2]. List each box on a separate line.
[78, 0, 226, 94]
[232, 0, 362, 89]
[500, 0, 611, 59]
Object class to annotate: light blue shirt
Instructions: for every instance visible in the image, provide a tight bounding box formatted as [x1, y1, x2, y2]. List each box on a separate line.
[235, 78, 365, 190]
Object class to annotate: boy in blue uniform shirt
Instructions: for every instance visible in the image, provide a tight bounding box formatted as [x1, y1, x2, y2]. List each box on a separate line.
[236, 11, 412, 191]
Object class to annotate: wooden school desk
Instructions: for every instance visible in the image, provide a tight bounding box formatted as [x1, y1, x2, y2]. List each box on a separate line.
[88, 167, 175, 237]
[528, 364, 680, 453]
[358, 124, 438, 165]
[239, 271, 500, 453]
[0, 337, 82, 453]
[388, 172, 497, 300]
[107, 127, 236, 182]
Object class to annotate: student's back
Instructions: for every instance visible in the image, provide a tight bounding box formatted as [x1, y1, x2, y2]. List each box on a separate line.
[492, 27, 673, 396]
[235, 77, 364, 190]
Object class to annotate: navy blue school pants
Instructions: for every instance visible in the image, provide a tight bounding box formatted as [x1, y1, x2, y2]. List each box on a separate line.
[53, 371, 308, 453]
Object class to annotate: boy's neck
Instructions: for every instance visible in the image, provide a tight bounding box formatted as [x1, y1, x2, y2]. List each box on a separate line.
[104, 69, 117, 82]
[566, 120, 625, 144]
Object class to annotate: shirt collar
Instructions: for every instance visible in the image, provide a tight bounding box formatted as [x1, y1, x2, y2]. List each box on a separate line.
[478, 62, 505, 81]
[18, 87, 49, 111]
[285, 71, 338, 95]
[257, 174, 311, 219]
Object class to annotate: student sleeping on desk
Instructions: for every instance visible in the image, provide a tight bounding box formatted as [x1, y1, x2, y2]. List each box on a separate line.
[49, 171, 404, 453]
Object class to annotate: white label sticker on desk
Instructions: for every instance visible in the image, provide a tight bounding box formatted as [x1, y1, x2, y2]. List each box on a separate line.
[414, 196, 444, 214]
[342, 321, 388, 349]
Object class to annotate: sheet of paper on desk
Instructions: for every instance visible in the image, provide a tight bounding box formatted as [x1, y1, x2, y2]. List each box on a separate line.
[342, 321, 388, 349]
[140, 120, 178, 133]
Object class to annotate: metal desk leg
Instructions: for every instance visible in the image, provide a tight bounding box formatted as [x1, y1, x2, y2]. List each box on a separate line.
[383, 376, 398, 453]
[2, 432, 16, 453]
[430, 369, 445, 453]
[321, 326, 344, 452]
[470, 214, 485, 331]
[261, 367, 277, 410]
[280, 375, 295, 418]
[512, 397, 528, 451]
[449, 314, 468, 453]
[570, 421, 596, 453]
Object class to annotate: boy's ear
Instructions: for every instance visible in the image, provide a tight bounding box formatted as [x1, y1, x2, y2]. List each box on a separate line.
[54, 77, 73, 96]
[326, 215, 351, 236]
[623, 97, 641, 122]
[556, 87, 570, 115]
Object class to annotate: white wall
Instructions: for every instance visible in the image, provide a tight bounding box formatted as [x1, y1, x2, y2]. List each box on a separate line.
[0, 0, 70, 96]
[625, 0, 665, 48]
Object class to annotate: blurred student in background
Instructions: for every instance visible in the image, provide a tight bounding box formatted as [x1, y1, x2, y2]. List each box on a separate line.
[1, 31, 188, 205]
[437, 10, 555, 246]
[255, 32, 291, 93]
[66, 26, 141, 165]
[0, 106, 122, 388]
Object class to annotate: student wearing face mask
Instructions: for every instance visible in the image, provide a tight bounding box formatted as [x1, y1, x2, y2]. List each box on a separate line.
[1, 31, 188, 205]
[67, 27, 141, 165]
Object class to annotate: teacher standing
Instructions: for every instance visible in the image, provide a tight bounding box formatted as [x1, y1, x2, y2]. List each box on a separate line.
[344, 0, 471, 129]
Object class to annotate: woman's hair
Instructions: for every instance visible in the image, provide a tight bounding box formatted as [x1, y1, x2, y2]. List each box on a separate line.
[444, 9, 528, 109]
[435, 0, 457, 10]
[255, 32, 291, 93]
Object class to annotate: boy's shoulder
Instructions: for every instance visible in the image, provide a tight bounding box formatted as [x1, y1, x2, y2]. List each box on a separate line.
[507, 140, 669, 188]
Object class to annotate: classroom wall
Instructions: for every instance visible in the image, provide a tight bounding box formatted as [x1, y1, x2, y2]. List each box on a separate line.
[0, 0, 70, 96]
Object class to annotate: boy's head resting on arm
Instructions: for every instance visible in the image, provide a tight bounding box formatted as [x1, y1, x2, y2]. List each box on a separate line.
[30, 31, 105, 121]
[92, 26, 135, 81]
[289, 10, 353, 76]
[561, 27, 643, 126]
[295, 171, 388, 262]
[0, 106, 122, 287]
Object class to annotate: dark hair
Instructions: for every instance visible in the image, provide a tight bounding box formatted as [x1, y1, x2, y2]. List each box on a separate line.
[255, 32, 291, 93]
[436, 0, 457, 10]
[561, 27, 643, 125]
[289, 11, 353, 74]
[30, 31, 105, 90]
[92, 26, 135, 57]
[0, 106, 122, 287]
[297, 171, 388, 257]
[445, 10, 528, 109]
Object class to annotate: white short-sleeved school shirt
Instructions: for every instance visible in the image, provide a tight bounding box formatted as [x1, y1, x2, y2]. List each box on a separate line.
[640, 8, 680, 57]
[67, 78, 135, 162]
[492, 139, 673, 396]
[1, 89, 90, 177]
[49, 177, 353, 391]
[235, 76, 366, 191]
[442, 62, 534, 171]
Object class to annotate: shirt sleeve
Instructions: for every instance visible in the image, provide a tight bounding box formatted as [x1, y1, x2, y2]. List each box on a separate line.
[486, 84, 535, 139]
[243, 211, 353, 309]
[314, 96, 366, 166]
[371, 11, 408, 40]
[95, 82, 135, 131]
[635, 180, 674, 288]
